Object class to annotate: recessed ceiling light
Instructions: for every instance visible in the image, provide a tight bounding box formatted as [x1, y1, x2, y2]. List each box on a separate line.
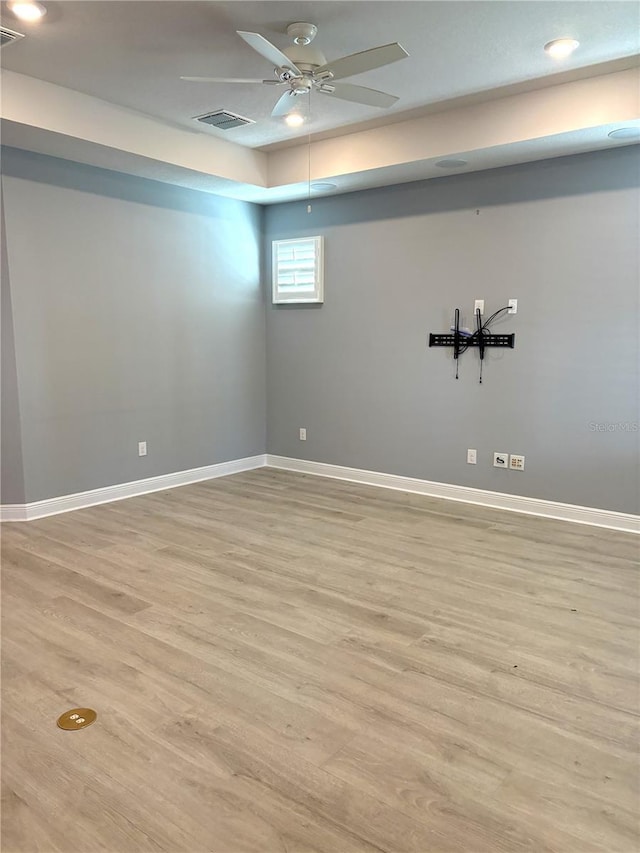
[8, 1, 46, 21]
[310, 182, 337, 192]
[544, 38, 579, 59]
[435, 159, 468, 169]
[285, 113, 304, 128]
[608, 127, 640, 141]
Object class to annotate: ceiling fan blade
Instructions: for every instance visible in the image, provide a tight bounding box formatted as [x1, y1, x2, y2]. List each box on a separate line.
[314, 42, 408, 81]
[271, 90, 299, 117]
[237, 31, 302, 75]
[180, 77, 280, 84]
[318, 82, 398, 108]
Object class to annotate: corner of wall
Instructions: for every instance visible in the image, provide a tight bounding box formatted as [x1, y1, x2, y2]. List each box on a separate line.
[0, 178, 26, 504]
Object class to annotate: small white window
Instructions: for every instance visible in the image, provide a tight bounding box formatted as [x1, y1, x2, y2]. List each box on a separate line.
[272, 236, 324, 304]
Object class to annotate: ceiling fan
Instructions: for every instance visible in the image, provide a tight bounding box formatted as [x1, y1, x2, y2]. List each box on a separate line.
[181, 23, 409, 118]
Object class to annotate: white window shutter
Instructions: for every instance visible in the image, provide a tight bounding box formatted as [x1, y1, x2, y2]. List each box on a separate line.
[272, 236, 324, 304]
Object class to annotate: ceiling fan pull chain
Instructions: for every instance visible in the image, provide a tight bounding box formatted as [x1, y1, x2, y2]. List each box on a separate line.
[307, 90, 312, 213]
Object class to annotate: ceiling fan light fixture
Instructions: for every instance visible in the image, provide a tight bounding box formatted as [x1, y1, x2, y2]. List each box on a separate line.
[292, 80, 312, 95]
[544, 38, 579, 59]
[285, 113, 305, 127]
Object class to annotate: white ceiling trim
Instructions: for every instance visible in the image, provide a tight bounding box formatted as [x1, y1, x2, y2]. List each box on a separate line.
[268, 70, 640, 185]
[1, 68, 638, 204]
[0, 70, 268, 187]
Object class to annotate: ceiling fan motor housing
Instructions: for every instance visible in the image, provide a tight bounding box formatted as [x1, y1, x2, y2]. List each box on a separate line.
[283, 44, 327, 73]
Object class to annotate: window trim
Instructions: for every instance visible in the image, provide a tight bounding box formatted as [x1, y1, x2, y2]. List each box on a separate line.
[272, 235, 324, 305]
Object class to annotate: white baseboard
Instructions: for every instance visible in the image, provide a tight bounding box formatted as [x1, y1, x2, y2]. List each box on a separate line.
[0, 454, 266, 522]
[266, 455, 640, 534]
[3, 453, 638, 533]
[0, 504, 30, 523]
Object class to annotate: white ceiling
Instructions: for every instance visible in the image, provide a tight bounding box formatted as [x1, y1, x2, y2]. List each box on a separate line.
[0, 1, 638, 202]
[1, 1, 638, 149]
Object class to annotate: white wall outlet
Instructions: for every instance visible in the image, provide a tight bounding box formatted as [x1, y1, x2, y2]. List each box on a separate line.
[493, 452, 508, 468]
[467, 448, 477, 464]
[138, 441, 147, 457]
[508, 299, 518, 314]
[299, 428, 307, 441]
[474, 299, 485, 315]
[509, 454, 525, 470]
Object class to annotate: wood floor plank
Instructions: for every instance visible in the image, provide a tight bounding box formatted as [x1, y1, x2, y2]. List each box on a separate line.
[2, 468, 638, 852]
[159, 713, 533, 853]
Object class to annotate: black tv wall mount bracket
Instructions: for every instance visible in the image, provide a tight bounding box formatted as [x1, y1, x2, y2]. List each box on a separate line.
[429, 306, 515, 382]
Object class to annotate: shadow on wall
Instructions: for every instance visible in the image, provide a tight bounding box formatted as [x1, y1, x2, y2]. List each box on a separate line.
[0, 145, 262, 224]
[268, 146, 640, 230]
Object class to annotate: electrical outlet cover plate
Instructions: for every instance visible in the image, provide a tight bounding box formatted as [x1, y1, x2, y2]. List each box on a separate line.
[493, 452, 508, 468]
[57, 708, 97, 730]
[467, 449, 477, 464]
[509, 454, 525, 470]
[299, 428, 307, 441]
[138, 441, 147, 457]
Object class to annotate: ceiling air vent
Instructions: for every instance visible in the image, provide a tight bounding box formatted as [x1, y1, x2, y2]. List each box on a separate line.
[0, 26, 25, 48]
[194, 110, 254, 130]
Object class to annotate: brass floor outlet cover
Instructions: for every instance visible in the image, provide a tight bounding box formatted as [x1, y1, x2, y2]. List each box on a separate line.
[57, 708, 97, 730]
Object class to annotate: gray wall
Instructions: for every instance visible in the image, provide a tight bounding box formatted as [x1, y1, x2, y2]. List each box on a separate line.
[1, 148, 265, 503]
[2, 146, 638, 514]
[265, 148, 640, 514]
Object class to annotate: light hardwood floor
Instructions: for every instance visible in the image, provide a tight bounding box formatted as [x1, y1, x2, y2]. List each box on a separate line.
[1, 469, 639, 852]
